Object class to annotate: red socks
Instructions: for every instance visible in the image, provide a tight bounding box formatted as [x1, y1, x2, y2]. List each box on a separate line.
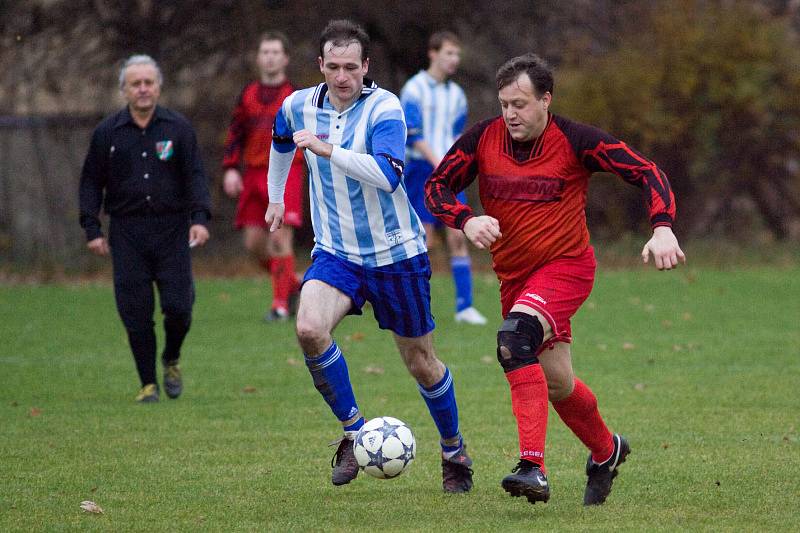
[506, 364, 549, 471]
[259, 258, 274, 272]
[269, 255, 299, 311]
[552, 378, 614, 463]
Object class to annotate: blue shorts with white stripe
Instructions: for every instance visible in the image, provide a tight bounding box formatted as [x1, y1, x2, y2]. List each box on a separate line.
[303, 250, 436, 338]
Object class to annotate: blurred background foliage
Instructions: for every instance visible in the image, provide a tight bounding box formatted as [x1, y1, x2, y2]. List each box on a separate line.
[1, 0, 798, 272]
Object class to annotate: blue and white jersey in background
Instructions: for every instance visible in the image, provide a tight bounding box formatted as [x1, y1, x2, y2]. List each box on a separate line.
[269, 79, 427, 268]
[400, 70, 468, 162]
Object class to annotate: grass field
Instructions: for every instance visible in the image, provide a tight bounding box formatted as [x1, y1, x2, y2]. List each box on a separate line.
[1, 265, 799, 531]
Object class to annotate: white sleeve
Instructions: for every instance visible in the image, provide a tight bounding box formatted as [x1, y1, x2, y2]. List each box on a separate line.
[329, 146, 393, 192]
[267, 148, 297, 203]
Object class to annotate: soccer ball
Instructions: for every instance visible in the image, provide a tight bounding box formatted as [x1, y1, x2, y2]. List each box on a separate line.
[353, 416, 416, 479]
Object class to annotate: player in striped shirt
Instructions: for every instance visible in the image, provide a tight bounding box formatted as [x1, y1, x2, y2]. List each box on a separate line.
[265, 19, 474, 493]
[400, 32, 487, 325]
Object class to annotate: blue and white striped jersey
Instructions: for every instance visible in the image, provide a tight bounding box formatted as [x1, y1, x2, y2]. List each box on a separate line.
[400, 70, 468, 162]
[269, 79, 427, 267]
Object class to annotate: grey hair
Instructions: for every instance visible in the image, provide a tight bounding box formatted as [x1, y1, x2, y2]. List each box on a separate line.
[118, 54, 163, 89]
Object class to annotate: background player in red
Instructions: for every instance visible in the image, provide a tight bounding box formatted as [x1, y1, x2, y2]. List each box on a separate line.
[223, 31, 305, 321]
[425, 53, 685, 506]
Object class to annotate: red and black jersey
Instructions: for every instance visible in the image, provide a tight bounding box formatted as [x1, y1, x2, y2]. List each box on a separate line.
[425, 113, 676, 284]
[223, 79, 296, 169]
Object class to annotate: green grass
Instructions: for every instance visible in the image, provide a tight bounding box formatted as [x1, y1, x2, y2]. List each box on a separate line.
[1, 266, 799, 531]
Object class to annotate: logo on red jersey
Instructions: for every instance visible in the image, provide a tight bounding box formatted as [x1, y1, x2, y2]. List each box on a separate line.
[524, 292, 547, 304]
[482, 174, 565, 202]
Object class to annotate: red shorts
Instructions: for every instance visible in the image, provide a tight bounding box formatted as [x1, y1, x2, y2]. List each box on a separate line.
[235, 164, 304, 228]
[499, 246, 596, 353]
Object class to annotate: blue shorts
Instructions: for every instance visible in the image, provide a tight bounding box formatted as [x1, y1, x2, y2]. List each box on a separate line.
[303, 250, 436, 338]
[405, 159, 467, 226]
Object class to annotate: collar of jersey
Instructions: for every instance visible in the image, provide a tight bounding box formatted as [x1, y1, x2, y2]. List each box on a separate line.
[114, 105, 170, 129]
[314, 77, 378, 110]
[420, 69, 449, 87]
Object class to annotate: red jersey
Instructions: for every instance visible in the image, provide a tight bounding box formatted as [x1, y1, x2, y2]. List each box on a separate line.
[425, 114, 676, 284]
[223, 79, 298, 169]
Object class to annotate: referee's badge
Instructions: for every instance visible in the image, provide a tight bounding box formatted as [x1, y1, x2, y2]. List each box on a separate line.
[155, 140, 174, 161]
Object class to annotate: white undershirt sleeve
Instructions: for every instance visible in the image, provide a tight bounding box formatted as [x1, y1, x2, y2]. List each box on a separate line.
[329, 146, 394, 192]
[267, 147, 297, 203]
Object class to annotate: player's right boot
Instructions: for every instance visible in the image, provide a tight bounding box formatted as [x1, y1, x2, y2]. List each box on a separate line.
[584, 434, 630, 505]
[501, 460, 550, 504]
[135, 383, 159, 403]
[442, 444, 474, 493]
[330, 437, 359, 486]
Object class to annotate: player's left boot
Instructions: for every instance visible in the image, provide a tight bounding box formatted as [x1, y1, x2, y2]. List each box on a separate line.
[442, 444, 473, 493]
[454, 306, 488, 325]
[163, 362, 183, 399]
[584, 433, 630, 505]
[264, 307, 290, 322]
[287, 286, 301, 316]
[330, 437, 359, 486]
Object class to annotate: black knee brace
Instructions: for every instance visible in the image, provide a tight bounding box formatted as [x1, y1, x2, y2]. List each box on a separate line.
[497, 312, 544, 373]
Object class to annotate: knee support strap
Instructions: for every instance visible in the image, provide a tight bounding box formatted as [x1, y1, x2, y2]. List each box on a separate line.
[497, 312, 545, 373]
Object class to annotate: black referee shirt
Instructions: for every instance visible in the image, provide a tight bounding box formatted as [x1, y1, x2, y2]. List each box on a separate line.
[79, 105, 211, 241]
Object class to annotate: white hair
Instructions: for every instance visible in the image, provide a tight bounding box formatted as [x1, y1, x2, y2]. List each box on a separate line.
[118, 54, 163, 90]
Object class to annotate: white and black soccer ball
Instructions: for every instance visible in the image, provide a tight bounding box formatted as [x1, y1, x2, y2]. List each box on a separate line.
[353, 416, 416, 479]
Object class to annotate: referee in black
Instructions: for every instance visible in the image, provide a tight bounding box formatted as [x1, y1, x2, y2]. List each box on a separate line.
[79, 55, 211, 403]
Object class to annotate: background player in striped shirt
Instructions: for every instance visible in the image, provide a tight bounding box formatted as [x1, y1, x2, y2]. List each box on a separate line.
[426, 53, 685, 505]
[264, 19, 474, 493]
[222, 32, 305, 321]
[400, 32, 487, 325]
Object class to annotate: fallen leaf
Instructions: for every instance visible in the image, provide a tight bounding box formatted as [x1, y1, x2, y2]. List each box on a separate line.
[644, 304, 655, 312]
[364, 365, 384, 375]
[351, 332, 365, 341]
[682, 312, 692, 321]
[622, 342, 635, 350]
[628, 297, 641, 306]
[29, 407, 41, 417]
[80, 501, 104, 514]
[286, 358, 299, 366]
[661, 320, 673, 328]
[673, 344, 683, 352]
[242, 386, 257, 393]
[634, 383, 645, 391]
[661, 442, 669, 449]
[480, 356, 493, 364]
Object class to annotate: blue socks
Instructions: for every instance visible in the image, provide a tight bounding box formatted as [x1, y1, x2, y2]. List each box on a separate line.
[451, 256, 473, 312]
[305, 341, 362, 433]
[418, 367, 462, 454]
[307, 342, 462, 451]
